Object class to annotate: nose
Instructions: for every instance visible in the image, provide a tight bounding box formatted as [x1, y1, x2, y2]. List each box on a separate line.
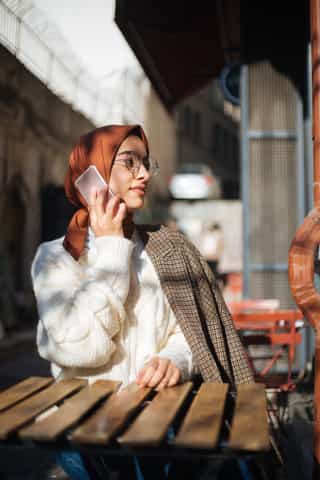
[136, 163, 151, 181]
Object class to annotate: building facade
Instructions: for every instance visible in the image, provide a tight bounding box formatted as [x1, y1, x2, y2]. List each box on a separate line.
[0, 45, 93, 333]
[176, 79, 240, 199]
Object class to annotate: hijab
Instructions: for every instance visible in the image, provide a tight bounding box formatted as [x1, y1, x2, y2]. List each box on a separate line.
[63, 125, 149, 260]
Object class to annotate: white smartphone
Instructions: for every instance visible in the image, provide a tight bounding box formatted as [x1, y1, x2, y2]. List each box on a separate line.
[74, 165, 113, 203]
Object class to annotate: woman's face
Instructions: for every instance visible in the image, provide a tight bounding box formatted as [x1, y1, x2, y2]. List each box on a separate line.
[109, 135, 150, 212]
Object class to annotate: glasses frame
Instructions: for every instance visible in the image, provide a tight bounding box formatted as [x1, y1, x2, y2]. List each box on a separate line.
[113, 151, 159, 179]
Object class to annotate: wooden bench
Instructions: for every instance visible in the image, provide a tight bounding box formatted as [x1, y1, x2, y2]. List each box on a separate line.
[0, 377, 272, 474]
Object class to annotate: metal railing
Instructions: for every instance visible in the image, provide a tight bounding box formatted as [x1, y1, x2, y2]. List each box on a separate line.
[0, 0, 144, 125]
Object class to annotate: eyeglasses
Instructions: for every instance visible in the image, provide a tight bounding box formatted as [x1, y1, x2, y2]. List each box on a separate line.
[113, 150, 159, 178]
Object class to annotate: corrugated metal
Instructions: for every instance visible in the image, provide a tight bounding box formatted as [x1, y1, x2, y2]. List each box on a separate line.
[242, 59, 311, 369]
[249, 139, 298, 265]
[249, 61, 297, 131]
[246, 61, 300, 308]
[249, 271, 296, 308]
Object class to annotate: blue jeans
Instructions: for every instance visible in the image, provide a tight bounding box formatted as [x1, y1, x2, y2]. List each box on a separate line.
[55, 427, 176, 479]
[55, 451, 167, 480]
[55, 452, 252, 480]
[55, 452, 91, 480]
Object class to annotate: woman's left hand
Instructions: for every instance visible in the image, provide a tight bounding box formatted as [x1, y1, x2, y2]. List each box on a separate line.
[136, 357, 181, 390]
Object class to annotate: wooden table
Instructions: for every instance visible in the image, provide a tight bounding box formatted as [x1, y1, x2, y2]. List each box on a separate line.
[0, 377, 272, 474]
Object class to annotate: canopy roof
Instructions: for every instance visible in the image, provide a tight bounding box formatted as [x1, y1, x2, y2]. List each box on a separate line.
[115, 0, 240, 109]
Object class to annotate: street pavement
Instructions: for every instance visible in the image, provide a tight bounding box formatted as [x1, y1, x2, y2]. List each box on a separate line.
[0, 329, 69, 479]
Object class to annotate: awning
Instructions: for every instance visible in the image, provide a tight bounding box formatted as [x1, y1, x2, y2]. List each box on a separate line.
[115, 0, 240, 110]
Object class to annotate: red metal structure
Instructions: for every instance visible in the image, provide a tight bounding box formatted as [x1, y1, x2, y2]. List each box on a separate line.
[288, 0, 320, 476]
[232, 309, 304, 391]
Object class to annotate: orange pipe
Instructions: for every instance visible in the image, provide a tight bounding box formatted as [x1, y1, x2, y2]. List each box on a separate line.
[289, 1, 320, 471]
[289, 211, 320, 468]
[312, 0, 320, 204]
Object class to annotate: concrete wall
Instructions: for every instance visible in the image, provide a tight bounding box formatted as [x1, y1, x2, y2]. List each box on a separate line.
[0, 45, 93, 324]
[136, 82, 177, 223]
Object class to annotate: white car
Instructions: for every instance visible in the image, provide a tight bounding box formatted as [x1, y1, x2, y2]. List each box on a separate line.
[169, 163, 221, 200]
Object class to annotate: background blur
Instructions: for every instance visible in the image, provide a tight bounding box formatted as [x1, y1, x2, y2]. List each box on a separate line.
[0, 0, 313, 383]
[0, 2, 316, 479]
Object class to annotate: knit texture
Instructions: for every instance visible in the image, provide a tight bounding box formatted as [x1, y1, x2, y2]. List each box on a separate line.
[32, 229, 193, 386]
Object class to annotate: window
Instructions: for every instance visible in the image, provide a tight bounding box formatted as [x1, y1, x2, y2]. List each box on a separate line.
[184, 106, 191, 134]
[179, 106, 201, 145]
[193, 111, 201, 144]
[212, 124, 223, 153]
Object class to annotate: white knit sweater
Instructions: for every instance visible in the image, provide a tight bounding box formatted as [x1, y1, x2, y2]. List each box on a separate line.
[31, 229, 193, 386]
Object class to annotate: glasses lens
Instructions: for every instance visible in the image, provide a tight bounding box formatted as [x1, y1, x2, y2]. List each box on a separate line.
[115, 153, 159, 177]
[142, 156, 150, 172]
[132, 155, 159, 177]
[132, 155, 142, 176]
[149, 156, 159, 176]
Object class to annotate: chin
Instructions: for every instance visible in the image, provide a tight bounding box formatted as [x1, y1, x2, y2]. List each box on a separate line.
[126, 199, 145, 211]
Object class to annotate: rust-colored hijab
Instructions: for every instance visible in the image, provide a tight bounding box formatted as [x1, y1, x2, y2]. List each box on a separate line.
[63, 124, 149, 260]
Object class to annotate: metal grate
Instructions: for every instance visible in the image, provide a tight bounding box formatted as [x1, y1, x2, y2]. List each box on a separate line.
[242, 58, 309, 368]
[249, 60, 297, 131]
[249, 271, 296, 308]
[249, 139, 298, 264]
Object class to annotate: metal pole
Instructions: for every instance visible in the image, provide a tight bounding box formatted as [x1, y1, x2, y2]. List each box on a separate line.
[296, 91, 308, 370]
[240, 65, 250, 298]
[308, 42, 314, 212]
[311, 0, 320, 471]
[311, 0, 320, 205]
[307, 41, 316, 365]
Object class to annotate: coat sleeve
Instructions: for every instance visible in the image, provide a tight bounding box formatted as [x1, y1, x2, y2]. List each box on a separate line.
[180, 232, 254, 384]
[32, 236, 134, 369]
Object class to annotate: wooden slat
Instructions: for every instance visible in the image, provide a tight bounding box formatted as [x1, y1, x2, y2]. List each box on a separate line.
[19, 380, 120, 441]
[71, 383, 152, 445]
[118, 382, 193, 447]
[174, 383, 228, 449]
[0, 379, 86, 439]
[228, 383, 269, 451]
[0, 377, 53, 412]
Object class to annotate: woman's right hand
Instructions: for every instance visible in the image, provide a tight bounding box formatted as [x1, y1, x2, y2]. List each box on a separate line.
[88, 189, 127, 238]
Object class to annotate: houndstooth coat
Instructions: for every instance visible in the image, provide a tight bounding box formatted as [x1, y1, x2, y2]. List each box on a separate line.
[137, 224, 254, 385]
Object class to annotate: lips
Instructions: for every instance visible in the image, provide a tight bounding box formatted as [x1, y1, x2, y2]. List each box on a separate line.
[130, 185, 146, 195]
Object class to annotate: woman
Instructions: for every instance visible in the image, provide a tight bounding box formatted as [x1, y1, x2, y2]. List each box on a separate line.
[31, 125, 253, 479]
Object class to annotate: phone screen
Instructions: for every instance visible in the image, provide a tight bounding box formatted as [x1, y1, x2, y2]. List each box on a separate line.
[75, 165, 113, 203]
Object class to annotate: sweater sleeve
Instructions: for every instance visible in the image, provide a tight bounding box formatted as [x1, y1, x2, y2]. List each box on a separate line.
[32, 236, 134, 369]
[157, 322, 194, 383]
